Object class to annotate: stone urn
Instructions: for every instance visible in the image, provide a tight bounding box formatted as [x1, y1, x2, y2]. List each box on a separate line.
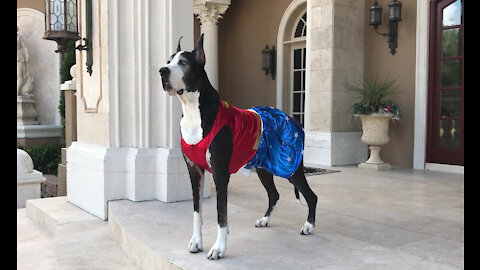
[357, 113, 393, 170]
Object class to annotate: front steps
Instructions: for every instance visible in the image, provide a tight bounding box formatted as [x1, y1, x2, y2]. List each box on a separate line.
[19, 197, 139, 269]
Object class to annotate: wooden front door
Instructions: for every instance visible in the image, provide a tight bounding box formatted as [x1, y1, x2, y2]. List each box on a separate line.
[427, 0, 464, 166]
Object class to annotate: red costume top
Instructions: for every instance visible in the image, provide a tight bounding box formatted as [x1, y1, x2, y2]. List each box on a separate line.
[181, 100, 262, 174]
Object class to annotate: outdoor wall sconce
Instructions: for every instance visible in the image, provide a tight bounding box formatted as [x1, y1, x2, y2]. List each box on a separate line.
[43, 0, 93, 75]
[369, 0, 402, 55]
[261, 45, 276, 80]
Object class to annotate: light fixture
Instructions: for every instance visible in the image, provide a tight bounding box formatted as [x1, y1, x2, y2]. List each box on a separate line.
[43, 0, 93, 75]
[261, 45, 276, 80]
[369, 0, 402, 55]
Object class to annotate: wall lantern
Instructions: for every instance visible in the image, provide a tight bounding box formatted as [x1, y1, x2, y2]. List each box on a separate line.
[261, 45, 276, 80]
[43, 0, 93, 75]
[369, 0, 402, 55]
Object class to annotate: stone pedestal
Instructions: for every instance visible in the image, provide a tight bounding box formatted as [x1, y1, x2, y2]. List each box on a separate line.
[17, 149, 45, 208]
[17, 95, 39, 125]
[358, 145, 392, 170]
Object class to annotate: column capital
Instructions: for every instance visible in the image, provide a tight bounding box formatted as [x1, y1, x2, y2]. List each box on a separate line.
[193, 0, 230, 26]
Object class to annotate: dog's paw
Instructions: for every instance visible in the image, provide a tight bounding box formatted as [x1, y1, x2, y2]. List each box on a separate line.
[255, 216, 270, 227]
[207, 242, 226, 260]
[188, 235, 203, 253]
[300, 221, 314, 235]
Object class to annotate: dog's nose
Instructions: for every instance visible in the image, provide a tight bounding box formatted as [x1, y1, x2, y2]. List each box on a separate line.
[159, 67, 170, 77]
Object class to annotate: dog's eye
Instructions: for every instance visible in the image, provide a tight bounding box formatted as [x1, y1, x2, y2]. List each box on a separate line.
[179, 60, 187, 66]
[167, 60, 171, 64]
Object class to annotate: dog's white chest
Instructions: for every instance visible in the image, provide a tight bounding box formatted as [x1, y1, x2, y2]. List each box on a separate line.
[179, 92, 203, 145]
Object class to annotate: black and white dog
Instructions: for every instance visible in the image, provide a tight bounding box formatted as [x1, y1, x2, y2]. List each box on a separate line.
[159, 34, 318, 260]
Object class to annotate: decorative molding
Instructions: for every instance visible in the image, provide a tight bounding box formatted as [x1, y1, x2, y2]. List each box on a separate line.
[413, 0, 430, 169]
[77, 0, 103, 113]
[193, 2, 229, 26]
[17, 125, 63, 138]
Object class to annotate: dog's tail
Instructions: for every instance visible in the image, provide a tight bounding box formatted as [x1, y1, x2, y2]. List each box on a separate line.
[294, 187, 303, 205]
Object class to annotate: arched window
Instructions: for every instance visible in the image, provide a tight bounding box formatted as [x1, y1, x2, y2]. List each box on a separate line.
[294, 13, 307, 38]
[287, 11, 306, 125]
[276, 0, 307, 124]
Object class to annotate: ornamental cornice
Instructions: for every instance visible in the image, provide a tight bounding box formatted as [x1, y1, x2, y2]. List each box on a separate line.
[193, 2, 229, 26]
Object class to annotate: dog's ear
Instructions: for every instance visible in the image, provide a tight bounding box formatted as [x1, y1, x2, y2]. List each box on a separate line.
[193, 33, 205, 65]
[176, 36, 183, 52]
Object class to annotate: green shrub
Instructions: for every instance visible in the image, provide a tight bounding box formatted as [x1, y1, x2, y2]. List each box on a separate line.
[17, 144, 64, 175]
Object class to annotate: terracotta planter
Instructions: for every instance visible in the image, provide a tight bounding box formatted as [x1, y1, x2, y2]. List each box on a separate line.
[358, 113, 393, 170]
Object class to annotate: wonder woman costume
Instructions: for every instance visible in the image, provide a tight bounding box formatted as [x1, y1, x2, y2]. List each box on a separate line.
[181, 101, 304, 178]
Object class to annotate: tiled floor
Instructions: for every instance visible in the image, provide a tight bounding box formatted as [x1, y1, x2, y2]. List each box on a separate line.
[18, 165, 464, 269]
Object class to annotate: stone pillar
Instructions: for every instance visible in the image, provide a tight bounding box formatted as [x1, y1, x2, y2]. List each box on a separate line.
[304, 0, 367, 166]
[66, 0, 209, 220]
[194, 0, 230, 90]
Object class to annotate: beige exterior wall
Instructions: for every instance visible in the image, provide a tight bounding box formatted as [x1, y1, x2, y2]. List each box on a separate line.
[215, 0, 294, 109]
[364, 0, 417, 168]
[17, 0, 44, 13]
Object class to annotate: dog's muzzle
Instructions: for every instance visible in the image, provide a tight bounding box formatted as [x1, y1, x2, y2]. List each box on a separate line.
[159, 67, 184, 95]
[159, 67, 172, 90]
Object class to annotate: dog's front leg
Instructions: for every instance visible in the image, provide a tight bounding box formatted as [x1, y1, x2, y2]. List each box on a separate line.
[184, 154, 205, 253]
[207, 126, 233, 260]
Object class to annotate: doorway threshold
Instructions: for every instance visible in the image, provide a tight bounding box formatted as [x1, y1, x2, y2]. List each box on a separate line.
[425, 163, 464, 174]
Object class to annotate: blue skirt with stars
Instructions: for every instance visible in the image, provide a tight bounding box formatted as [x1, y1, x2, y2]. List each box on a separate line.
[245, 106, 304, 178]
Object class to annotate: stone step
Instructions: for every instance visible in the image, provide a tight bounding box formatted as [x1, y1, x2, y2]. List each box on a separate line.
[26, 196, 98, 235]
[20, 197, 140, 269]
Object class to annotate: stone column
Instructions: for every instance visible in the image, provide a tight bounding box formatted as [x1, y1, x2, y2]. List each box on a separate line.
[193, 0, 230, 90]
[66, 0, 209, 220]
[304, 0, 367, 166]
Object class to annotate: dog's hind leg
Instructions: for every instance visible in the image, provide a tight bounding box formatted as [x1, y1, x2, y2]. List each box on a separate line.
[184, 154, 205, 253]
[288, 159, 318, 235]
[207, 126, 233, 260]
[255, 168, 279, 227]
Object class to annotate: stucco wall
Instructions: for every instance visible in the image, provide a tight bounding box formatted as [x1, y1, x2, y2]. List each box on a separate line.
[17, 0, 44, 13]
[364, 0, 417, 168]
[214, 0, 294, 109]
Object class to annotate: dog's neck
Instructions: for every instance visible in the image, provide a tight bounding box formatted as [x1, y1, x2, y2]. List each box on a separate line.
[178, 71, 219, 145]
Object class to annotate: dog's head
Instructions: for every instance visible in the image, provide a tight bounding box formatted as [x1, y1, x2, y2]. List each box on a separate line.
[159, 34, 205, 96]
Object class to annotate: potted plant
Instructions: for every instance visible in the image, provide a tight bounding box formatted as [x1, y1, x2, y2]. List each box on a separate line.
[345, 74, 401, 170]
